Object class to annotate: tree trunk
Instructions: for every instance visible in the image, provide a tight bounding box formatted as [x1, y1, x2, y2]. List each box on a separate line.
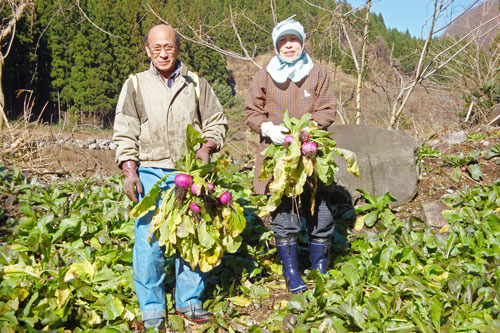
[0, 53, 8, 130]
[355, 0, 371, 125]
[0, 0, 33, 129]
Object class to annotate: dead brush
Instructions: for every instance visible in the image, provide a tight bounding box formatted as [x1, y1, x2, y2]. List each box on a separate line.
[0, 91, 67, 176]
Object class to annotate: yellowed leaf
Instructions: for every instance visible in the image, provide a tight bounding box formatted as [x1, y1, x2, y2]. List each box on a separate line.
[55, 288, 71, 309]
[439, 225, 450, 233]
[227, 296, 252, 307]
[88, 310, 102, 325]
[433, 271, 449, 282]
[354, 215, 365, 231]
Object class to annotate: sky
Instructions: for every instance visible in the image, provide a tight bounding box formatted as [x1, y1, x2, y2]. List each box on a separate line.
[345, 0, 481, 38]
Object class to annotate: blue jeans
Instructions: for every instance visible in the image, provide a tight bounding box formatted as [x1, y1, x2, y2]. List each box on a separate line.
[134, 167, 207, 321]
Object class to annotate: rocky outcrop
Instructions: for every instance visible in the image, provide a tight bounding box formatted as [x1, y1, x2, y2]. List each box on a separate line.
[329, 124, 419, 206]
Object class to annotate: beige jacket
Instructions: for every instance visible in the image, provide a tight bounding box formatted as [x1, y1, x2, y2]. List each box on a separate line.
[113, 62, 228, 169]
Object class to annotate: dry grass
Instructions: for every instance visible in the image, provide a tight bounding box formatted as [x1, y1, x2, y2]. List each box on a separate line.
[1, 122, 119, 180]
[1, 94, 119, 179]
[0, 121, 65, 174]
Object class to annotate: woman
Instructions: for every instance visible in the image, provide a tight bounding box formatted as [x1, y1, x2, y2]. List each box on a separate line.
[244, 16, 336, 293]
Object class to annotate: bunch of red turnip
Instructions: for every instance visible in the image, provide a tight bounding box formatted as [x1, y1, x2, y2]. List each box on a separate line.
[173, 172, 232, 219]
[283, 129, 318, 159]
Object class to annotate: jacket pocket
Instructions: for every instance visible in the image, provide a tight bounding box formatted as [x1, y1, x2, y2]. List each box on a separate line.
[138, 119, 153, 160]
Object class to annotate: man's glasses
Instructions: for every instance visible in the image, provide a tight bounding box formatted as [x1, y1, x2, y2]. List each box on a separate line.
[149, 44, 176, 55]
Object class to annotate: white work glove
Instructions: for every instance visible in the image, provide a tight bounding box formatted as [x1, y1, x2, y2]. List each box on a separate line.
[261, 121, 289, 145]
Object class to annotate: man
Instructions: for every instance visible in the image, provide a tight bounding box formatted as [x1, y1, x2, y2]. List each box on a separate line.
[113, 24, 228, 330]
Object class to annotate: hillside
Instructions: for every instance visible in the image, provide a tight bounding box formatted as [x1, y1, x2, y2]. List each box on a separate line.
[443, 0, 500, 48]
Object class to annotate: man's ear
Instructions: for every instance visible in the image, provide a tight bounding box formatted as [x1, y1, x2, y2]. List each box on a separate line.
[144, 43, 152, 58]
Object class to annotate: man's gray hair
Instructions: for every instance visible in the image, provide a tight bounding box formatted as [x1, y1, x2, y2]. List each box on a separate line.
[144, 25, 180, 46]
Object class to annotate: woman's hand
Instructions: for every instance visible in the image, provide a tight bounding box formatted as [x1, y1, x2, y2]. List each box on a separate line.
[261, 121, 289, 145]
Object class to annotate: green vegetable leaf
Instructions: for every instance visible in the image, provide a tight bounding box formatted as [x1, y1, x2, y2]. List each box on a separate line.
[430, 297, 442, 331]
[227, 296, 252, 307]
[130, 173, 172, 218]
[467, 164, 483, 180]
[341, 264, 360, 287]
[364, 211, 379, 227]
[450, 166, 462, 182]
[337, 304, 366, 330]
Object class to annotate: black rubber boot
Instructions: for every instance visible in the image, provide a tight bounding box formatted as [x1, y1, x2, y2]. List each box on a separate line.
[143, 317, 166, 330]
[275, 235, 307, 293]
[309, 237, 330, 274]
[176, 302, 214, 323]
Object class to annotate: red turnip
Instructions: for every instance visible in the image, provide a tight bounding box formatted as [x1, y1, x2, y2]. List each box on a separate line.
[284, 135, 294, 145]
[191, 183, 203, 196]
[299, 130, 310, 143]
[206, 182, 215, 193]
[189, 202, 201, 213]
[219, 192, 232, 205]
[460, 166, 467, 172]
[174, 173, 192, 188]
[301, 141, 318, 158]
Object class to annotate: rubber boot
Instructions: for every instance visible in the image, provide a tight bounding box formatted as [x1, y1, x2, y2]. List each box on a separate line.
[176, 302, 214, 323]
[143, 317, 165, 330]
[275, 235, 307, 293]
[309, 238, 330, 274]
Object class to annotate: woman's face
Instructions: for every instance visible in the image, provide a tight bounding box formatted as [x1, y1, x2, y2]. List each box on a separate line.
[277, 34, 302, 62]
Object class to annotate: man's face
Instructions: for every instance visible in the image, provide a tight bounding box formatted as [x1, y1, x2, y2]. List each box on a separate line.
[277, 34, 302, 62]
[144, 26, 180, 78]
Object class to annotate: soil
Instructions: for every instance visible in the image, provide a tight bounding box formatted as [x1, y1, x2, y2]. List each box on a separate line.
[395, 129, 500, 222]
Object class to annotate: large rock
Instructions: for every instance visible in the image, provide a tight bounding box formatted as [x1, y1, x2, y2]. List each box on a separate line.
[328, 124, 419, 206]
[428, 130, 467, 152]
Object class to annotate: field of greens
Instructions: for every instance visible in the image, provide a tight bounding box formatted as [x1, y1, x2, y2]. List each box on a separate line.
[1, 141, 500, 332]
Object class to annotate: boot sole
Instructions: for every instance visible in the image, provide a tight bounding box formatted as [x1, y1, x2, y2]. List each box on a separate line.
[289, 285, 307, 293]
[175, 311, 214, 323]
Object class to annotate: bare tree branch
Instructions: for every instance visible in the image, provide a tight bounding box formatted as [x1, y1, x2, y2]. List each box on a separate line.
[354, 0, 370, 124]
[0, 0, 30, 41]
[270, 0, 277, 26]
[75, 0, 123, 39]
[146, 4, 262, 67]
[431, 0, 481, 36]
[229, 6, 261, 68]
[387, 0, 499, 129]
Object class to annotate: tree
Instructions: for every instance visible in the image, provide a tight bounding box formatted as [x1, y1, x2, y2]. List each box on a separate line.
[385, 0, 491, 129]
[0, 0, 33, 129]
[303, 0, 372, 124]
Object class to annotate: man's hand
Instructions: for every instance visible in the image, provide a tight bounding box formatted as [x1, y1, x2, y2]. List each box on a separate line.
[261, 121, 289, 145]
[195, 138, 217, 164]
[122, 160, 143, 203]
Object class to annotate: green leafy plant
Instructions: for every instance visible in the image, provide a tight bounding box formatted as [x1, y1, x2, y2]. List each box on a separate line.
[260, 111, 359, 216]
[1, 130, 499, 331]
[418, 144, 442, 160]
[130, 126, 246, 272]
[0, 166, 136, 330]
[440, 151, 483, 182]
[484, 143, 500, 161]
[466, 133, 486, 141]
[354, 189, 397, 229]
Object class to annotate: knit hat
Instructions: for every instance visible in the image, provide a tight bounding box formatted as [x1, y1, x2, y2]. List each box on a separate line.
[271, 15, 306, 55]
